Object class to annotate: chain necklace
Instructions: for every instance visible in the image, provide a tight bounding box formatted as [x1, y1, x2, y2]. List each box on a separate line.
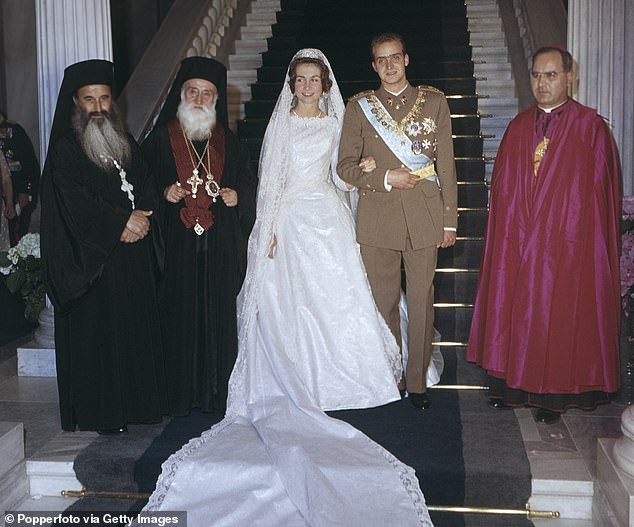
[181, 128, 220, 202]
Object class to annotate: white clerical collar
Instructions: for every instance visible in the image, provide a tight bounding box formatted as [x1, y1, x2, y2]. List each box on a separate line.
[385, 85, 408, 97]
[538, 99, 568, 113]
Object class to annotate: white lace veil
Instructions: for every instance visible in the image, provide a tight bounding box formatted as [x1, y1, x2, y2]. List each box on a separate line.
[227, 49, 347, 415]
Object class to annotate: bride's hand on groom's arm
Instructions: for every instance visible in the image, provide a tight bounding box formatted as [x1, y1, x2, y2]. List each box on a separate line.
[358, 156, 376, 173]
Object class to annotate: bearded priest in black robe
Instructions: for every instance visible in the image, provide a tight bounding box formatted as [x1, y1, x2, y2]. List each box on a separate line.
[41, 60, 167, 432]
[142, 57, 257, 414]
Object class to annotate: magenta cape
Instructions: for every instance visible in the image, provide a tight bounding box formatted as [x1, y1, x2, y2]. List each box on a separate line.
[467, 100, 621, 394]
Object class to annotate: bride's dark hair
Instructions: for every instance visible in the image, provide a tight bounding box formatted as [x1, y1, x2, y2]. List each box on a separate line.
[287, 57, 333, 93]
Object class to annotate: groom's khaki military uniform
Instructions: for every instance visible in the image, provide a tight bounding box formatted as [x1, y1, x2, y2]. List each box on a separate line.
[337, 83, 457, 393]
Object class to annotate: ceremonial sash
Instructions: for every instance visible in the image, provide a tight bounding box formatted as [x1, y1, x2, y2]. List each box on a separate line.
[168, 119, 225, 233]
[357, 95, 438, 185]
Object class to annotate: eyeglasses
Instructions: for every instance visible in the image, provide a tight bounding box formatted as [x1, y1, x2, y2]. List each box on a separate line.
[530, 71, 565, 81]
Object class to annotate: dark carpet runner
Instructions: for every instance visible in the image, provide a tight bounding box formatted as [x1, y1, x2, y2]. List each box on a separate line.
[69, 0, 533, 524]
[70, 351, 531, 526]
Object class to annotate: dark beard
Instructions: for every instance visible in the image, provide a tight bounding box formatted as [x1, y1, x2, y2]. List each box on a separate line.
[72, 104, 132, 171]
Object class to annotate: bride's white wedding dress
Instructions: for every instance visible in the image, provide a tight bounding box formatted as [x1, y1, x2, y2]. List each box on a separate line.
[259, 113, 401, 411]
[144, 49, 433, 526]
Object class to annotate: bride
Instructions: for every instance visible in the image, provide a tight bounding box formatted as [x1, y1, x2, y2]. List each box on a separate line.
[145, 49, 434, 526]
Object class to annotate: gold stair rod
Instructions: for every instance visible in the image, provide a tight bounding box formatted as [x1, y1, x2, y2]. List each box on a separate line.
[427, 504, 560, 519]
[429, 384, 489, 390]
[62, 489, 151, 500]
[61, 491, 559, 518]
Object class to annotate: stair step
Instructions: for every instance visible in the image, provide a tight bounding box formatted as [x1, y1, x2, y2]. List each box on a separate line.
[478, 96, 518, 109]
[458, 209, 488, 236]
[435, 269, 479, 303]
[229, 55, 265, 69]
[438, 238, 484, 267]
[433, 305, 475, 341]
[481, 117, 514, 130]
[453, 135, 483, 157]
[0, 421, 24, 477]
[241, 26, 274, 38]
[466, 5, 499, 15]
[0, 461, 28, 515]
[468, 19, 502, 30]
[469, 31, 506, 43]
[246, 12, 279, 25]
[227, 71, 258, 82]
[234, 40, 269, 53]
[471, 49, 509, 60]
[12, 494, 79, 514]
[253, 0, 281, 7]
[26, 431, 96, 497]
[0, 422, 27, 513]
[458, 182, 488, 208]
[455, 159, 486, 181]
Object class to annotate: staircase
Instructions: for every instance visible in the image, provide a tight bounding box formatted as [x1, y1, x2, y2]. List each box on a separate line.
[227, 0, 282, 131]
[0, 422, 28, 514]
[233, 0, 489, 365]
[466, 0, 519, 180]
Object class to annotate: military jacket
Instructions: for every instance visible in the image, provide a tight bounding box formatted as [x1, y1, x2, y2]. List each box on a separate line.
[337, 84, 458, 250]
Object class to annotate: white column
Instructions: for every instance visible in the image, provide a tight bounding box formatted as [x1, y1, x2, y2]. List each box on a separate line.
[35, 0, 113, 163]
[568, 0, 634, 196]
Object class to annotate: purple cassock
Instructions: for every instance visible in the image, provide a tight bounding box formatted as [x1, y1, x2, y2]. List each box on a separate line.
[467, 98, 622, 409]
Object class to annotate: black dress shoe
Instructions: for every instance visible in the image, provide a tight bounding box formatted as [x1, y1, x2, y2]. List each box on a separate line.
[488, 399, 508, 409]
[535, 409, 561, 424]
[97, 425, 128, 435]
[399, 388, 407, 399]
[409, 392, 431, 410]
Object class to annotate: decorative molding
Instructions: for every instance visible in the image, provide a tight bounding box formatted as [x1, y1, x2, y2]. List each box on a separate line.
[187, 1, 236, 58]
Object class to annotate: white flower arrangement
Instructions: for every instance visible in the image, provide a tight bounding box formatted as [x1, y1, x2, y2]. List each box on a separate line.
[1, 233, 40, 273]
[0, 233, 45, 323]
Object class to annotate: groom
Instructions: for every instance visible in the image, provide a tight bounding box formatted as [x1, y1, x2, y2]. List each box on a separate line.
[337, 33, 458, 410]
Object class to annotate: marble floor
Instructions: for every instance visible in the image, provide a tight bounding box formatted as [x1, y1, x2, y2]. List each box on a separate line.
[0, 335, 626, 526]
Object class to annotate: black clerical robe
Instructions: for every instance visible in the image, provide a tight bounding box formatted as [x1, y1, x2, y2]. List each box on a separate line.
[142, 123, 257, 414]
[41, 132, 167, 431]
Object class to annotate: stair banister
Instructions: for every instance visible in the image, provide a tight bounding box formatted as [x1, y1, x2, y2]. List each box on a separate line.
[119, 0, 247, 143]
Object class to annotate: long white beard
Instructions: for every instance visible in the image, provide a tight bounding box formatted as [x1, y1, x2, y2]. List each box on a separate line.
[72, 106, 131, 171]
[177, 100, 217, 141]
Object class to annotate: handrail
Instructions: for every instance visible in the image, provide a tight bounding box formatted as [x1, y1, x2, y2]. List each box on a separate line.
[512, 0, 567, 65]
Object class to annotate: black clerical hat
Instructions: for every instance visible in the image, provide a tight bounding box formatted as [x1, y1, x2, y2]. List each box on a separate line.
[47, 59, 115, 149]
[155, 56, 228, 129]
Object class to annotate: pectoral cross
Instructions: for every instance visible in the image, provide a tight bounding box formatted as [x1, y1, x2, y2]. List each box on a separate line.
[187, 169, 204, 198]
[120, 178, 135, 209]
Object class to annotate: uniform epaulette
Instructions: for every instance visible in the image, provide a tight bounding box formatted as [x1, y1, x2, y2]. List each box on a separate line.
[417, 85, 445, 95]
[348, 90, 374, 103]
